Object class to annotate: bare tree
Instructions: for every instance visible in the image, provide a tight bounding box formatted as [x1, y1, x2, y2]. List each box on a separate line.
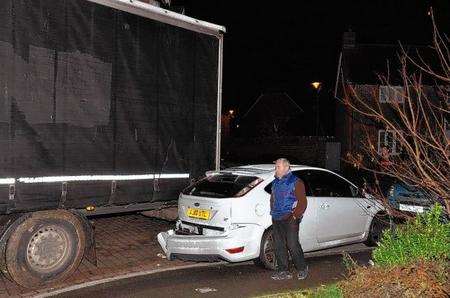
[339, 13, 449, 214]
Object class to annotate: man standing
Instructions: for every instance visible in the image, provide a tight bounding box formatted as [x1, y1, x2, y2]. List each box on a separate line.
[270, 158, 308, 280]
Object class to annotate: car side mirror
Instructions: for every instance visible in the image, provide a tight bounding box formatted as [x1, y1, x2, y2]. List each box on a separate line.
[350, 185, 359, 197]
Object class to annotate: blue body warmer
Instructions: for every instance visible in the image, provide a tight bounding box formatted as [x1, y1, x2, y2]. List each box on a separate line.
[271, 171, 298, 220]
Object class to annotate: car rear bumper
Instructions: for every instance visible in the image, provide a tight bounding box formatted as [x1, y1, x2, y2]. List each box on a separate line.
[157, 224, 264, 263]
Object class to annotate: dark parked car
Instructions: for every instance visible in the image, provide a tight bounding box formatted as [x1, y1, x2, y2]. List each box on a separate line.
[387, 182, 448, 220]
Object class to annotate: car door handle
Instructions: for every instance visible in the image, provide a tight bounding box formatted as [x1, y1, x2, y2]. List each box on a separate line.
[320, 203, 330, 209]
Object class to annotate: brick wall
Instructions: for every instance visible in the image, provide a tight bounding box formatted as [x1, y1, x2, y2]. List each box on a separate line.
[222, 136, 336, 168]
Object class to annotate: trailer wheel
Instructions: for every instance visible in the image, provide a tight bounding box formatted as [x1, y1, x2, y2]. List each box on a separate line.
[5, 210, 86, 288]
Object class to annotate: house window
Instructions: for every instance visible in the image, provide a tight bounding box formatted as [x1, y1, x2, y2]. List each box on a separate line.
[379, 86, 404, 103]
[378, 129, 401, 155]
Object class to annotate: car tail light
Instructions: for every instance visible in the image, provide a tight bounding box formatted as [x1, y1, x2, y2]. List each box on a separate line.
[225, 246, 244, 254]
[234, 178, 264, 197]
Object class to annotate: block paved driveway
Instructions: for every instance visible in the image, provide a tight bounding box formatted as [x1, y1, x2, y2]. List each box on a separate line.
[0, 213, 187, 297]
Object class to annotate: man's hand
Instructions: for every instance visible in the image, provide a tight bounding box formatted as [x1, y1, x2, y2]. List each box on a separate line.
[287, 213, 297, 223]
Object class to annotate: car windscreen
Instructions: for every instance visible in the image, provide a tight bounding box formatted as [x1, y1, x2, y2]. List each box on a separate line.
[182, 174, 260, 198]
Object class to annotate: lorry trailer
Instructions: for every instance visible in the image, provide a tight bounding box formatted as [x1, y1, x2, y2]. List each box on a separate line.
[0, 0, 224, 287]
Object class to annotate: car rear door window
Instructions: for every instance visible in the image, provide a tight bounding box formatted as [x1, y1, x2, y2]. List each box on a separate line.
[264, 182, 273, 194]
[306, 170, 355, 197]
[292, 171, 313, 196]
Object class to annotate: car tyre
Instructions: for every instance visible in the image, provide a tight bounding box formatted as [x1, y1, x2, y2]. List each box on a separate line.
[254, 228, 277, 270]
[365, 213, 390, 247]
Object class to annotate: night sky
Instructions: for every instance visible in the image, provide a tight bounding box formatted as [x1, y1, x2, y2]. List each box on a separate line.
[176, 0, 449, 134]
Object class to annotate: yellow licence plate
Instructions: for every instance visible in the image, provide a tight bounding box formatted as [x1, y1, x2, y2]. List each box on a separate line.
[187, 207, 211, 220]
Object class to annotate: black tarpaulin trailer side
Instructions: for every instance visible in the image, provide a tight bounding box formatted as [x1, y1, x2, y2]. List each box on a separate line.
[0, 0, 224, 213]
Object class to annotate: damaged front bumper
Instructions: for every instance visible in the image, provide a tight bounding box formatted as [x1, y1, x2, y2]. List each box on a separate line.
[157, 223, 264, 263]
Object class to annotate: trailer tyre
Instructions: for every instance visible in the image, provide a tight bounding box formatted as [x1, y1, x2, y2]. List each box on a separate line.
[5, 210, 86, 288]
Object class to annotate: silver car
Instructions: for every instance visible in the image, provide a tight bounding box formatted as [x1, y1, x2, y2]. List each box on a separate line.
[158, 164, 386, 269]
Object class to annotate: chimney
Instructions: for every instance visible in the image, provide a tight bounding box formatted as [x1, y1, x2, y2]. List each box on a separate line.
[342, 29, 356, 49]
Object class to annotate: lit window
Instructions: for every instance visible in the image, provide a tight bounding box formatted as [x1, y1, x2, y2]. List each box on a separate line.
[379, 86, 404, 103]
[378, 129, 401, 155]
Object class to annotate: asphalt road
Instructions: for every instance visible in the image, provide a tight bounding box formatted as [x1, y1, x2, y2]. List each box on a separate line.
[54, 244, 372, 298]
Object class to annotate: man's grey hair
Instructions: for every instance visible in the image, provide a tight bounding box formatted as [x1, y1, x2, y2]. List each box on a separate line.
[274, 158, 290, 167]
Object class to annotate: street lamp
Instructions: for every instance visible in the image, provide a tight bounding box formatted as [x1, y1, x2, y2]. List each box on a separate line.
[311, 81, 322, 90]
[311, 82, 322, 135]
[228, 109, 234, 116]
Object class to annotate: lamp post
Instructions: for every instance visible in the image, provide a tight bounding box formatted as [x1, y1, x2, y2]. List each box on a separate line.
[311, 82, 322, 136]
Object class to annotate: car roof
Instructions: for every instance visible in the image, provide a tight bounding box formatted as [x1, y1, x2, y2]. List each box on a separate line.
[220, 164, 322, 178]
[213, 164, 358, 187]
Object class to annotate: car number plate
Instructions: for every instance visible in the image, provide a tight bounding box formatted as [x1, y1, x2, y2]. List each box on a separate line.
[399, 204, 424, 213]
[187, 207, 211, 220]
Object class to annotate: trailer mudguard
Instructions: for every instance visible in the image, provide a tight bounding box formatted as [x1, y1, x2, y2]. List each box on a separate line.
[0, 213, 30, 279]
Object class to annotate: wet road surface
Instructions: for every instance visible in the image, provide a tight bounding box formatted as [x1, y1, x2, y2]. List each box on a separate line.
[55, 247, 372, 298]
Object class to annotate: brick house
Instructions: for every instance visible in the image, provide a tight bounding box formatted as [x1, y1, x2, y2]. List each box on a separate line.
[222, 92, 342, 171]
[239, 92, 304, 137]
[333, 30, 448, 166]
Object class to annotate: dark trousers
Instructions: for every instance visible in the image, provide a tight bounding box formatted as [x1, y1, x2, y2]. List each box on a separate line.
[272, 218, 306, 272]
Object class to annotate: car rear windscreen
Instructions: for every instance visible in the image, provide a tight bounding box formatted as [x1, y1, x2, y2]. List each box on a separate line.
[182, 174, 259, 198]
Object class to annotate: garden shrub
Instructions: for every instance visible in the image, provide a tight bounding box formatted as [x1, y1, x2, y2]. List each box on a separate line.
[372, 204, 450, 267]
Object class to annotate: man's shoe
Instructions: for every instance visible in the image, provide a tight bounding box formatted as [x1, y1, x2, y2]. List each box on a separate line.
[297, 266, 309, 280]
[271, 271, 293, 280]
